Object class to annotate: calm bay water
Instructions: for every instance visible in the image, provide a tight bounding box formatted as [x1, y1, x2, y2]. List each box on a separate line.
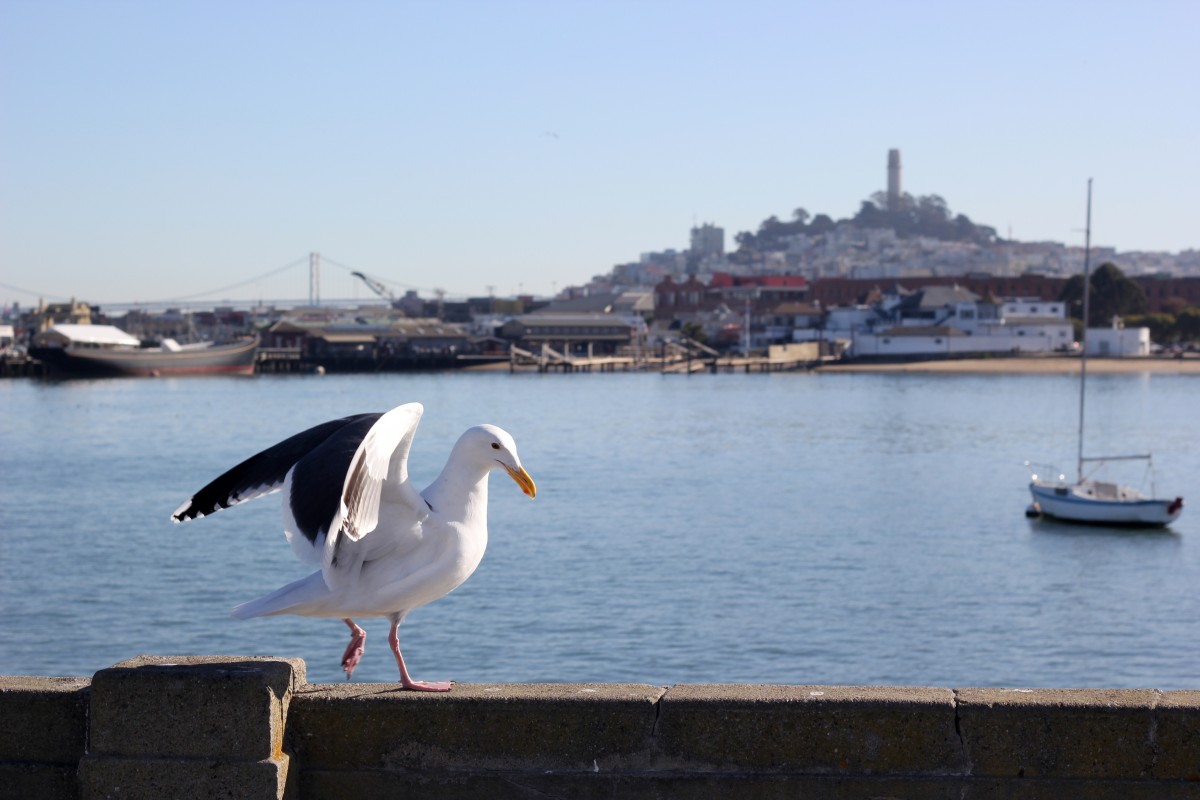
[1, 370, 1197, 688]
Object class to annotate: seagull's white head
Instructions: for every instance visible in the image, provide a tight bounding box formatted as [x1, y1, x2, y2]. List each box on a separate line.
[463, 424, 537, 499]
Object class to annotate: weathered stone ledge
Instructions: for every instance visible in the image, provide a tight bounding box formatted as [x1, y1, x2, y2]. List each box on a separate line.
[2, 656, 1198, 799]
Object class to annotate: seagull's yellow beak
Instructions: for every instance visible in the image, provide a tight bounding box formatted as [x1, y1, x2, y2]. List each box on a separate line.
[504, 464, 537, 499]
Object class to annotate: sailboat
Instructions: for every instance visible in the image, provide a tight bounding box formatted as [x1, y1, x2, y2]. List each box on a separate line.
[1025, 179, 1184, 527]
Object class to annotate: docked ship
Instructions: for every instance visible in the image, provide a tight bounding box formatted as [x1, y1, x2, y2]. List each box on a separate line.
[31, 324, 259, 377]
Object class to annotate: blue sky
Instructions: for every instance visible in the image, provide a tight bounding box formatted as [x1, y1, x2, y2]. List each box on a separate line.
[2, 1, 1197, 308]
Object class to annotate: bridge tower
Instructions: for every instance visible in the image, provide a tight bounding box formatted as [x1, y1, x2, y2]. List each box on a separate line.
[309, 252, 321, 306]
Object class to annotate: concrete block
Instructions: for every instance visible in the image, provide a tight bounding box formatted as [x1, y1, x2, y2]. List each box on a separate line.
[0, 763, 78, 800]
[78, 755, 290, 800]
[959, 777, 1200, 800]
[0, 676, 89, 765]
[288, 682, 664, 773]
[655, 684, 965, 775]
[1154, 690, 1200, 781]
[88, 655, 304, 761]
[955, 687, 1160, 780]
[299, 770, 968, 800]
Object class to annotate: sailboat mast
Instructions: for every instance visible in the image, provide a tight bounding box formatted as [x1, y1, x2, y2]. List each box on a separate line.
[1077, 178, 1093, 484]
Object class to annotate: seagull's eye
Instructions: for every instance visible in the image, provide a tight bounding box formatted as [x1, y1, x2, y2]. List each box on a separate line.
[491, 442, 501, 450]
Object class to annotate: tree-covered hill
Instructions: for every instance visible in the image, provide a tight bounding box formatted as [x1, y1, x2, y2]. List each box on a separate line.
[733, 192, 1000, 254]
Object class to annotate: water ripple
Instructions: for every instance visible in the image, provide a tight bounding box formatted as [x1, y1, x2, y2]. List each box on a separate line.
[1, 372, 1197, 688]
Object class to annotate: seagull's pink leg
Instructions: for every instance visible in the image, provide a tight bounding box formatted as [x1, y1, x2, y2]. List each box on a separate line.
[341, 618, 366, 680]
[389, 618, 452, 692]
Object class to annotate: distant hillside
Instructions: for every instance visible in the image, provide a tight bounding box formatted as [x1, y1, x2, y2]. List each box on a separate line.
[733, 192, 1000, 255]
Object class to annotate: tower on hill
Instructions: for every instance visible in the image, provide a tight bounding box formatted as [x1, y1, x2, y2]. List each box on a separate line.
[887, 149, 902, 211]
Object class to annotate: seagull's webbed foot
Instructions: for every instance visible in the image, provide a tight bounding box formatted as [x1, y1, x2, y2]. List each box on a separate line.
[341, 618, 366, 680]
[401, 678, 454, 692]
[389, 619, 452, 692]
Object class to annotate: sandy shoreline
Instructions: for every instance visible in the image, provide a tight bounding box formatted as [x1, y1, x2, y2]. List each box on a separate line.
[814, 356, 1200, 374]
[467, 355, 1200, 375]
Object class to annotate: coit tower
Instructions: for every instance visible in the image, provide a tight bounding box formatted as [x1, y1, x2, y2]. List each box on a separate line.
[887, 149, 902, 210]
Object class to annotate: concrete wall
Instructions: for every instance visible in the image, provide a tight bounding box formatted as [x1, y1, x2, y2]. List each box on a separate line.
[1088, 325, 1152, 356]
[852, 332, 1062, 357]
[2, 656, 1199, 799]
[766, 342, 819, 362]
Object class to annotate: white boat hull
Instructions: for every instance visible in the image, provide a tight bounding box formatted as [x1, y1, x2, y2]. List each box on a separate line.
[1029, 480, 1183, 527]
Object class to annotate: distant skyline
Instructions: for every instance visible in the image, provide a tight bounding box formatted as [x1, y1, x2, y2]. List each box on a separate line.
[3, 1, 1198, 307]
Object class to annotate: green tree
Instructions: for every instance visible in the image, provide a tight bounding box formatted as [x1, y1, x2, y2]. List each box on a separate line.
[680, 321, 708, 345]
[1177, 308, 1200, 343]
[1058, 262, 1149, 327]
[734, 192, 999, 255]
[853, 200, 886, 229]
[758, 215, 784, 236]
[915, 194, 951, 230]
[1124, 313, 1176, 344]
[1161, 296, 1188, 317]
[808, 213, 836, 234]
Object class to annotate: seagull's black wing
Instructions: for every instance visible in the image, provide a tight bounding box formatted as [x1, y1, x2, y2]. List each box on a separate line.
[171, 413, 382, 523]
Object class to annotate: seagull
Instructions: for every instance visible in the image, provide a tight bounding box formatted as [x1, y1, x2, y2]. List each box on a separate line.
[171, 402, 536, 691]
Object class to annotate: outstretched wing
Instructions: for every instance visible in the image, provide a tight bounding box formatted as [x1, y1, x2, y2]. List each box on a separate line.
[332, 402, 427, 542]
[322, 402, 428, 583]
[171, 413, 382, 523]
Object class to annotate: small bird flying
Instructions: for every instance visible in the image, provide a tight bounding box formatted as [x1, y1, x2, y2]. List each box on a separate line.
[171, 402, 536, 691]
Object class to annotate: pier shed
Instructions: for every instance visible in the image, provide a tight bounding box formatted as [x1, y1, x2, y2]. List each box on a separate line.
[498, 313, 632, 356]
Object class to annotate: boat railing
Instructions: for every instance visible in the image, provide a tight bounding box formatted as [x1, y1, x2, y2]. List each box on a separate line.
[1079, 453, 1153, 463]
[1079, 453, 1160, 497]
[1022, 460, 1066, 483]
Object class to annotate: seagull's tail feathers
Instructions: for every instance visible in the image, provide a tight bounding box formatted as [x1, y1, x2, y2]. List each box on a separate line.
[231, 571, 330, 620]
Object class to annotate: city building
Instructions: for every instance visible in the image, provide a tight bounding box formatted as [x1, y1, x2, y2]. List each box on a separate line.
[497, 314, 633, 356]
[689, 223, 725, 262]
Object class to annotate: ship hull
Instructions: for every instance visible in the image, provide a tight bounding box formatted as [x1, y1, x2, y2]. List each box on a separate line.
[31, 336, 259, 377]
[1028, 480, 1183, 527]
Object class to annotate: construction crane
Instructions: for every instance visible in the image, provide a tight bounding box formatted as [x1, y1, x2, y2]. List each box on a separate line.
[351, 271, 401, 309]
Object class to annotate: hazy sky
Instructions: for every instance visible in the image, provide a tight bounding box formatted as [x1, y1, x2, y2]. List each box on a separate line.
[2, 1, 1197, 308]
